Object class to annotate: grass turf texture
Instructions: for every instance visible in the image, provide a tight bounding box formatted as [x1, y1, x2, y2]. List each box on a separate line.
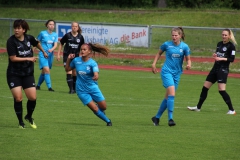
[0, 54, 240, 159]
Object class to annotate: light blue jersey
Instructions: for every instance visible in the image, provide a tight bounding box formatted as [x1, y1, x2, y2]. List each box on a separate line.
[37, 30, 58, 55]
[153, 40, 191, 123]
[38, 30, 58, 69]
[161, 41, 190, 75]
[70, 57, 104, 105]
[160, 41, 190, 89]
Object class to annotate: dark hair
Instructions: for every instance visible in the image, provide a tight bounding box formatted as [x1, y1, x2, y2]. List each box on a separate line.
[172, 27, 185, 41]
[13, 19, 30, 34]
[45, 19, 55, 27]
[85, 43, 110, 57]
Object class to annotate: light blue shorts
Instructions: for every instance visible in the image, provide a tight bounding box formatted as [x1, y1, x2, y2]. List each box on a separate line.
[76, 89, 105, 105]
[39, 52, 54, 70]
[161, 71, 181, 90]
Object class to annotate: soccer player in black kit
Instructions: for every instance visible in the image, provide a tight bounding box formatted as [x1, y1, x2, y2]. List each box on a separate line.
[6, 19, 48, 129]
[188, 29, 237, 115]
[57, 22, 85, 94]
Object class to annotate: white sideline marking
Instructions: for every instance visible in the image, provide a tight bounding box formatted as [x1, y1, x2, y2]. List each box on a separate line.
[0, 95, 223, 109]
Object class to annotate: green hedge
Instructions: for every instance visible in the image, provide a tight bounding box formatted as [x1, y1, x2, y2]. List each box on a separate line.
[0, 0, 239, 9]
[166, 0, 240, 9]
[0, 0, 157, 7]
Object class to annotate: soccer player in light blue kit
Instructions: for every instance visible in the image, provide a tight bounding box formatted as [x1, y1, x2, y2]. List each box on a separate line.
[36, 20, 58, 91]
[65, 43, 112, 126]
[151, 27, 191, 126]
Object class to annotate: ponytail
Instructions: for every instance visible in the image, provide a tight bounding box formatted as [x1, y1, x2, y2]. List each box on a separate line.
[86, 43, 110, 57]
[229, 29, 237, 45]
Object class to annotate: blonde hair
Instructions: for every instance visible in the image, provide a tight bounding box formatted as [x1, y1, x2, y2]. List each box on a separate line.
[223, 29, 237, 45]
[85, 43, 110, 57]
[172, 27, 185, 41]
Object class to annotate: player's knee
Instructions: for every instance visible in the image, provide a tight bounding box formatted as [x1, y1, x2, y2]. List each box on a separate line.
[14, 98, 22, 102]
[98, 102, 107, 110]
[42, 67, 50, 73]
[28, 98, 36, 101]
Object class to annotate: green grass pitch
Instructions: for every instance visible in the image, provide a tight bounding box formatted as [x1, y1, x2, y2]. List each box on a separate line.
[0, 53, 239, 160]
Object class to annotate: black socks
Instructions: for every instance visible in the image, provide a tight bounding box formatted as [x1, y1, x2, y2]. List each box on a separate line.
[14, 99, 23, 123]
[219, 90, 234, 111]
[66, 74, 73, 91]
[26, 100, 36, 118]
[14, 99, 36, 123]
[72, 76, 76, 91]
[197, 86, 209, 109]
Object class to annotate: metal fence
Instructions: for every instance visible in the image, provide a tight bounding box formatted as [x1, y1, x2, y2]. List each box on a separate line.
[1, 18, 240, 55]
[150, 25, 240, 55]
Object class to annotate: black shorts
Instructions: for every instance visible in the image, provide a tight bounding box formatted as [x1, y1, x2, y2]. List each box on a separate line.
[63, 54, 76, 67]
[7, 75, 35, 90]
[206, 68, 229, 84]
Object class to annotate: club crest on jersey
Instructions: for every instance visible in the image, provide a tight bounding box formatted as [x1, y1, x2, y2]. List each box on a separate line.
[27, 42, 30, 47]
[223, 47, 227, 51]
[77, 39, 80, 43]
[86, 66, 90, 70]
[180, 49, 183, 53]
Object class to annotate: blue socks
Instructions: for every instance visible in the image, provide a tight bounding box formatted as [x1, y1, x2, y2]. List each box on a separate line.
[155, 96, 175, 120]
[37, 73, 52, 89]
[155, 99, 167, 118]
[167, 95, 175, 120]
[37, 74, 44, 87]
[94, 109, 110, 123]
[44, 73, 52, 89]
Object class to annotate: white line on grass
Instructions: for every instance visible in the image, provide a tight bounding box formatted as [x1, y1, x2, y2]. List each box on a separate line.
[1, 95, 228, 112]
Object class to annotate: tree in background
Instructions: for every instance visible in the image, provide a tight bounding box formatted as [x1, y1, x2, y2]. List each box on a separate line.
[0, 0, 239, 9]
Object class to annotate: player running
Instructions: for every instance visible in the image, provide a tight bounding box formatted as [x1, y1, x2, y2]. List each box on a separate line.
[65, 43, 112, 126]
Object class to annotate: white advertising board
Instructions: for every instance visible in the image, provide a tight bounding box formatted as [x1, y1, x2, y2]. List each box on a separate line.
[56, 23, 149, 47]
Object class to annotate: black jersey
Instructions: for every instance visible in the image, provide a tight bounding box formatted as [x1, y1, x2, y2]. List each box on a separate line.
[6, 34, 39, 76]
[60, 32, 84, 56]
[212, 41, 235, 69]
